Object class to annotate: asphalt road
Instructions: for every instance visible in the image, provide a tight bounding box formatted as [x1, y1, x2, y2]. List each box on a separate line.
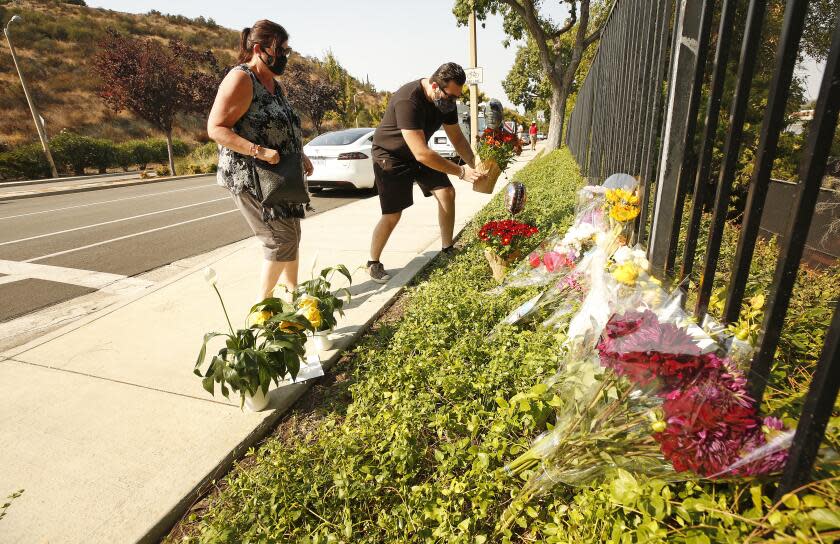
[0, 175, 373, 322]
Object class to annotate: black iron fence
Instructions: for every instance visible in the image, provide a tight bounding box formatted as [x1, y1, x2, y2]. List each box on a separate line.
[566, 0, 840, 496]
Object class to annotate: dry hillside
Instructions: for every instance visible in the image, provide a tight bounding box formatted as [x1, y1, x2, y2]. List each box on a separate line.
[0, 0, 381, 150]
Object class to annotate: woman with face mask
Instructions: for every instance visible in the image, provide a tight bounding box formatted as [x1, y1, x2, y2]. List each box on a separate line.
[208, 19, 313, 301]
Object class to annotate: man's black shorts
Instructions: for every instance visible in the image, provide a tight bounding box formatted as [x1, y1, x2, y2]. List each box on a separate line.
[373, 156, 453, 215]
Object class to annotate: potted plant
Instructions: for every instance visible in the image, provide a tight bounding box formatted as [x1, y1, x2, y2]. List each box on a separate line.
[478, 219, 539, 282]
[473, 128, 522, 194]
[195, 268, 312, 412]
[292, 264, 353, 352]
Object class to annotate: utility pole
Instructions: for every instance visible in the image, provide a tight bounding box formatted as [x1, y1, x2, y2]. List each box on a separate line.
[352, 91, 364, 128]
[468, 3, 479, 150]
[4, 15, 58, 178]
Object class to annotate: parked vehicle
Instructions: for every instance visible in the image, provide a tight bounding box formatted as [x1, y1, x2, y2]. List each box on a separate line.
[303, 128, 375, 191]
[429, 130, 458, 161]
[537, 132, 546, 141]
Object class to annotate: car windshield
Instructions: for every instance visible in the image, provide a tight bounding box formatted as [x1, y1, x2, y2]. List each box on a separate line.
[308, 129, 373, 146]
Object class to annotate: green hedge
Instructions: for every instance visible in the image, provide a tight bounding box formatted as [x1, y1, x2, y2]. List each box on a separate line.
[0, 132, 190, 179]
[177, 149, 840, 543]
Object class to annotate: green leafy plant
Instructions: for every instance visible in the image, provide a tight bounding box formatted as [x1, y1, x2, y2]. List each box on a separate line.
[292, 265, 353, 332]
[194, 268, 311, 408]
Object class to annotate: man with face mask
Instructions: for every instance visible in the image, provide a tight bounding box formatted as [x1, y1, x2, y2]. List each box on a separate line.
[366, 62, 486, 283]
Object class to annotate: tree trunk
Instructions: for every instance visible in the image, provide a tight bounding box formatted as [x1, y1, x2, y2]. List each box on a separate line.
[165, 130, 176, 176]
[545, 85, 569, 152]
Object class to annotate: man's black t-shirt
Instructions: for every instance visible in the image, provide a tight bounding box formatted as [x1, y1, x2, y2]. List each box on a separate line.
[372, 79, 459, 163]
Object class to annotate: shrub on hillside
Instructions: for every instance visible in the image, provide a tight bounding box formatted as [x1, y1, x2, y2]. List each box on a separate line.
[51, 130, 114, 175]
[0, 143, 51, 180]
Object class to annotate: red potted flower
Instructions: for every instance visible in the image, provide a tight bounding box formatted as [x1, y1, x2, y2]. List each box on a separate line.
[474, 128, 522, 194]
[477, 219, 538, 281]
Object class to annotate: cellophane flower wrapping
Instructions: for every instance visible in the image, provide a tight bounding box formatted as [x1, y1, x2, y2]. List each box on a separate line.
[487, 187, 608, 294]
[499, 225, 791, 527]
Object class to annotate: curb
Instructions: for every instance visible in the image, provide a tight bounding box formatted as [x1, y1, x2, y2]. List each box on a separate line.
[0, 173, 210, 202]
[1, 171, 132, 188]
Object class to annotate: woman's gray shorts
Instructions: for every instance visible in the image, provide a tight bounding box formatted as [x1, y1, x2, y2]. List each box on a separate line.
[232, 191, 301, 262]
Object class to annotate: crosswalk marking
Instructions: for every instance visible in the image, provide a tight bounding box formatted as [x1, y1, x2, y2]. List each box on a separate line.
[0, 260, 154, 292]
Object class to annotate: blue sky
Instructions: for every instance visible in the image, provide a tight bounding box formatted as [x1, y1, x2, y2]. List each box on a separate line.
[86, 0, 571, 109]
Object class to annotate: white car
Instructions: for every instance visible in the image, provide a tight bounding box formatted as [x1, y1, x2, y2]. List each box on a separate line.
[429, 129, 458, 161]
[303, 128, 375, 191]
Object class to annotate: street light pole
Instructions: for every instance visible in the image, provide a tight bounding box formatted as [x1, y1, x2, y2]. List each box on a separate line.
[4, 15, 58, 178]
[468, 3, 479, 150]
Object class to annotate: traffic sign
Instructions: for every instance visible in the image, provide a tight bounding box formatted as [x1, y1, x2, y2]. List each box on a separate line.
[465, 67, 483, 85]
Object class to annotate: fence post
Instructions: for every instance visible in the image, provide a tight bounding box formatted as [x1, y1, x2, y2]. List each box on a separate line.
[648, 0, 704, 276]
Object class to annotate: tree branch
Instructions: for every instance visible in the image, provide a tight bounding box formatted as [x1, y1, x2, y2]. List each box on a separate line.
[549, 1, 577, 39]
[500, 0, 562, 87]
[584, 26, 604, 48]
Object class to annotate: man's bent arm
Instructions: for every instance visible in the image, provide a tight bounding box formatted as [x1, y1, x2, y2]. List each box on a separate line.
[401, 129, 463, 176]
[443, 123, 476, 168]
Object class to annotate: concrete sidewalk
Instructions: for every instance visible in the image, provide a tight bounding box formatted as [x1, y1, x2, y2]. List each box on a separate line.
[0, 149, 540, 543]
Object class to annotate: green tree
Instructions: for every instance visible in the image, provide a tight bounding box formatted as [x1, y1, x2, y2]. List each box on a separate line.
[454, 0, 610, 151]
[503, 37, 551, 114]
[459, 86, 489, 106]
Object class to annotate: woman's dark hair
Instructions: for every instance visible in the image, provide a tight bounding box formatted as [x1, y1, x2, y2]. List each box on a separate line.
[430, 62, 467, 87]
[238, 20, 289, 63]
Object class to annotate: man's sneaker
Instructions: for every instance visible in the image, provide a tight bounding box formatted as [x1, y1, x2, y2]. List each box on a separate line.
[367, 261, 391, 284]
[441, 245, 457, 256]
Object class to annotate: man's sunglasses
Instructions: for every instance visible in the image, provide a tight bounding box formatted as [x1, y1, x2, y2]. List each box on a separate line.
[439, 86, 457, 101]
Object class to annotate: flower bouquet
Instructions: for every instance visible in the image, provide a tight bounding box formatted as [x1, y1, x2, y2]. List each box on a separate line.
[604, 187, 641, 242]
[473, 128, 521, 194]
[292, 264, 353, 352]
[500, 307, 791, 528]
[478, 219, 539, 282]
[195, 268, 311, 411]
[487, 187, 609, 294]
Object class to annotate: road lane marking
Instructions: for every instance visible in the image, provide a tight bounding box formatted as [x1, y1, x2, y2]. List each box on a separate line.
[0, 274, 25, 286]
[0, 183, 219, 221]
[25, 209, 239, 263]
[0, 197, 230, 247]
[0, 260, 154, 292]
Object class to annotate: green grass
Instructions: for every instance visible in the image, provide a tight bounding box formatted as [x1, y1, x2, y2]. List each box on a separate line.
[174, 149, 840, 543]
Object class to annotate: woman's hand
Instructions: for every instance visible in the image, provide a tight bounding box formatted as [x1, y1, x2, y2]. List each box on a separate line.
[303, 154, 314, 177]
[258, 148, 281, 165]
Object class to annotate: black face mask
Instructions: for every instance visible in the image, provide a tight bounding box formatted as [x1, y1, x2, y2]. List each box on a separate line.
[260, 51, 288, 75]
[434, 89, 457, 114]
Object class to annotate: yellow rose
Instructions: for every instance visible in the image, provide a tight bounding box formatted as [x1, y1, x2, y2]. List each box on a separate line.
[612, 262, 639, 286]
[296, 297, 322, 330]
[609, 203, 640, 223]
[247, 310, 272, 327]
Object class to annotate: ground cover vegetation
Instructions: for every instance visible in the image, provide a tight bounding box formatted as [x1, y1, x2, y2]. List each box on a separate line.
[171, 149, 840, 543]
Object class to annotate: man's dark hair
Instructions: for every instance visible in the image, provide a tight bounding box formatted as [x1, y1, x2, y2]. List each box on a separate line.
[431, 63, 466, 87]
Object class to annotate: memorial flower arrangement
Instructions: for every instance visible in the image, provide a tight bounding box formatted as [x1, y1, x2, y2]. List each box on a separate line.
[473, 128, 522, 193]
[477, 128, 521, 171]
[486, 182, 791, 526]
[604, 187, 641, 224]
[478, 219, 539, 281]
[195, 268, 311, 411]
[292, 265, 353, 333]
